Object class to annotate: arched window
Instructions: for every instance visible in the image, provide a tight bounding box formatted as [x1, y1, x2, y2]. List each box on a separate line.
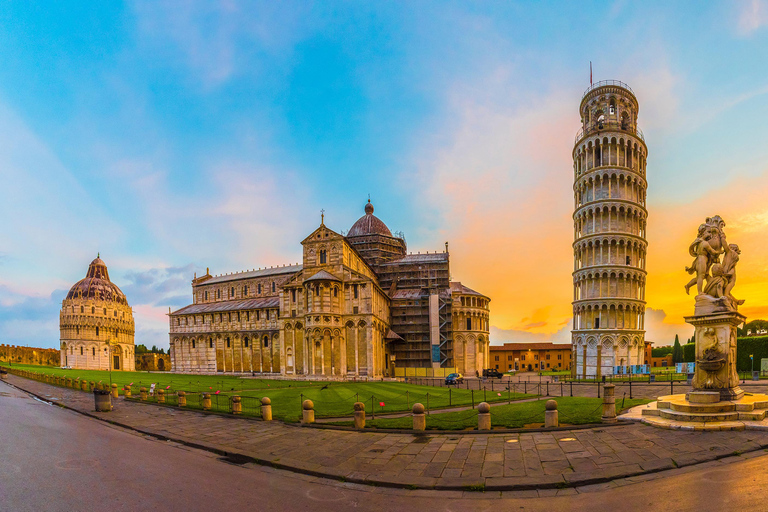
[80, 347, 83, 356]
[103, 308, 107, 315]
[217, 289, 221, 299]
[81, 306, 84, 313]
[315, 285, 319, 297]
[226, 337, 230, 348]
[230, 287, 235, 298]
[320, 250, 327, 264]
[92, 307, 95, 314]
[263, 335, 269, 348]
[209, 338, 213, 349]
[96, 327, 100, 336]
[333, 287, 338, 298]
[192, 340, 196, 349]
[92, 347, 95, 357]
[272, 282, 276, 293]
[258, 283, 262, 294]
[76, 326, 79, 335]
[204, 291, 209, 301]
[243, 286, 248, 296]
[244, 337, 249, 348]
[466, 317, 472, 330]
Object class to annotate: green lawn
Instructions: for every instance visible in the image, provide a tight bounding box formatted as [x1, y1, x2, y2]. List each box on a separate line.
[328, 396, 651, 430]
[2, 363, 536, 422]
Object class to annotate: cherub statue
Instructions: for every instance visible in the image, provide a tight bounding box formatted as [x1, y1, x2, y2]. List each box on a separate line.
[684, 225, 723, 295]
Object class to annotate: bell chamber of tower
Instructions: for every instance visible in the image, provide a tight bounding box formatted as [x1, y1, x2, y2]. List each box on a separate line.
[570, 80, 648, 379]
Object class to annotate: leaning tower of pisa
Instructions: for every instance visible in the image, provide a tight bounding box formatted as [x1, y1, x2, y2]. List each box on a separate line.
[571, 80, 648, 378]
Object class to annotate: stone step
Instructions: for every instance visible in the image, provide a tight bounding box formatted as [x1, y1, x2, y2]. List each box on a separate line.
[641, 408, 660, 417]
[738, 410, 767, 421]
[641, 416, 745, 431]
[658, 409, 740, 422]
[668, 401, 736, 414]
[686, 391, 721, 404]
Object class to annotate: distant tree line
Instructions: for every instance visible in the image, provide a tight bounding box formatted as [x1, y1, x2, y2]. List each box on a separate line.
[135, 344, 166, 355]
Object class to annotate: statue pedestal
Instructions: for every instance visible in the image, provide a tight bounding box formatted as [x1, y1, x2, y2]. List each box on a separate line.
[685, 310, 746, 401]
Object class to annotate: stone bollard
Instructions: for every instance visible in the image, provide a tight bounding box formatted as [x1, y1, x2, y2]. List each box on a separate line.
[412, 403, 426, 431]
[90, 381, 96, 392]
[261, 397, 272, 420]
[140, 387, 148, 401]
[124, 385, 132, 398]
[231, 396, 242, 415]
[157, 389, 165, 404]
[177, 391, 186, 407]
[602, 384, 616, 423]
[353, 402, 366, 429]
[111, 383, 119, 399]
[477, 402, 491, 430]
[302, 399, 315, 424]
[545, 400, 559, 428]
[66, 377, 72, 388]
[202, 393, 212, 410]
[81, 380, 88, 392]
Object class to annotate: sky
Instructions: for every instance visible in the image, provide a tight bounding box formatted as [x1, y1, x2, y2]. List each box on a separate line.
[2, 1, 768, 351]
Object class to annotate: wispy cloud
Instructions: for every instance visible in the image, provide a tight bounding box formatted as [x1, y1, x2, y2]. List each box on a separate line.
[131, 0, 313, 87]
[737, 0, 768, 36]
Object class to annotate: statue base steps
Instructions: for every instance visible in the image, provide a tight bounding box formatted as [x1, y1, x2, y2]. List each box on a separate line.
[618, 393, 768, 431]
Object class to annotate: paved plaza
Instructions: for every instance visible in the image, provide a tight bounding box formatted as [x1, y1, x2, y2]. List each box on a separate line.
[7, 374, 768, 491]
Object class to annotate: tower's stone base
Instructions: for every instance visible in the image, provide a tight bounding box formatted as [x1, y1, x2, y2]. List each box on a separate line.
[621, 393, 768, 431]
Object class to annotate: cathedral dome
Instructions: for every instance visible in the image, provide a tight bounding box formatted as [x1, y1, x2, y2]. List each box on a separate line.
[66, 256, 128, 305]
[348, 200, 393, 237]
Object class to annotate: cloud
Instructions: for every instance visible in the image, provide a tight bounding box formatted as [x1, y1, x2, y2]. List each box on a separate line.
[131, 0, 313, 87]
[737, 0, 768, 36]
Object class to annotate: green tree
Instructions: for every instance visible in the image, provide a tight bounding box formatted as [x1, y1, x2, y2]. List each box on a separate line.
[672, 334, 684, 364]
[136, 344, 148, 354]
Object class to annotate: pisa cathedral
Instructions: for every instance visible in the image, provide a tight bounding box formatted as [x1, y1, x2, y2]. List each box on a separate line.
[169, 200, 490, 378]
[59, 257, 136, 371]
[571, 81, 648, 378]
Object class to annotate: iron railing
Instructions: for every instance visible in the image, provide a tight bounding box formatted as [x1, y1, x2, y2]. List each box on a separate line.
[582, 80, 636, 98]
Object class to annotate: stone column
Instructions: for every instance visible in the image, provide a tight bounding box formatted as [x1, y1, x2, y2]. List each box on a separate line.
[178, 391, 186, 407]
[261, 397, 272, 420]
[545, 400, 559, 427]
[111, 383, 118, 399]
[477, 402, 491, 430]
[353, 402, 365, 429]
[231, 396, 242, 415]
[687, 311, 746, 401]
[202, 393, 211, 410]
[412, 403, 426, 431]
[602, 384, 616, 423]
[302, 399, 315, 424]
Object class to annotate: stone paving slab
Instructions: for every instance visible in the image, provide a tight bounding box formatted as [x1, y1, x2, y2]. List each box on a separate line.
[8, 374, 768, 491]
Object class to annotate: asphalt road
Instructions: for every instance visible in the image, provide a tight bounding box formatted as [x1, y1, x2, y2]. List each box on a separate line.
[1, 379, 766, 512]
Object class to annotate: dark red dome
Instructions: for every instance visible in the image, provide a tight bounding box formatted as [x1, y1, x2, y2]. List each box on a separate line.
[348, 200, 393, 237]
[66, 256, 128, 304]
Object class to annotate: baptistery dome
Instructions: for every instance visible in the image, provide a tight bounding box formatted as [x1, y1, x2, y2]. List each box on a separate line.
[66, 257, 128, 305]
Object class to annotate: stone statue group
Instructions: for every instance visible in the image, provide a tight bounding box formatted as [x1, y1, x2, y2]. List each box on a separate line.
[684, 215, 744, 312]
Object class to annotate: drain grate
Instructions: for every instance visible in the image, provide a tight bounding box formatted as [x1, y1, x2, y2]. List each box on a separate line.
[218, 453, 256, 465]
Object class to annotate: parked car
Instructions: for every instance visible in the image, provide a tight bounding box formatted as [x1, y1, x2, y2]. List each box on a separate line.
[482, 368, 504, 379]
[445, 373, 464, 385]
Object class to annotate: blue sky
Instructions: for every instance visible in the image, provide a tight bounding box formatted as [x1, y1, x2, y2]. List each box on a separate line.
[2, 1, 768, 350]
